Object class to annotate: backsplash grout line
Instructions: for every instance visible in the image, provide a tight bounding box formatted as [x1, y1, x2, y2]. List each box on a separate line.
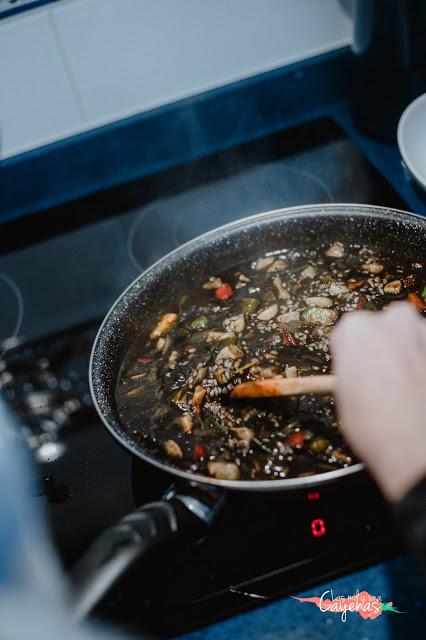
[48, 9, 88, 123]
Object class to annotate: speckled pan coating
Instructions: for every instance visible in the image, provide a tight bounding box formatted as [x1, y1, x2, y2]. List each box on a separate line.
[89, 204, 426, 492]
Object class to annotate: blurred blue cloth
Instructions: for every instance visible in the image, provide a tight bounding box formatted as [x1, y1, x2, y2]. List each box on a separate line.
[179, 556, 425, 640]
[0, 398, 130, 640]
[0, 398, 61, 592]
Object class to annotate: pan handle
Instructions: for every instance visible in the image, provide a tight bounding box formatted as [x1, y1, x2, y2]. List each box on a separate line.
[70, 486, 224, 621]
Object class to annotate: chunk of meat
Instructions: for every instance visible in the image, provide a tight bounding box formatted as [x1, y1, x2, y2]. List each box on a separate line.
[272, 276, 290, 300]
[164, 440, 183, 459]
[383, 280, 402, 294]
[302, 306, 338, 326]
[202, 277, 223, 289]
[305, 296, 332, 308]
[208, 461, 240, 480]
[215, 344, 244, 364]
[255, 256, 275, 271]
[150, 313, 178, 339]
[325, 242, 344, 258]
[223, 314, 245, 333]
[178, 414, 193, 433]
[277, 310, 300, 324]
[231, 427, 255, 448]
[192, 385, 207, 413]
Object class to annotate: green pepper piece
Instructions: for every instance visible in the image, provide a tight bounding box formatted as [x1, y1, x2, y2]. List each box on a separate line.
[422, 285, 426, 302]
[191, 315, 209, 331]
[364, 301, 376, 311]
[309, 437, 330, 454]
[285, 320, 302, 333]
[190, 329, 211, 345]
[148, 366, 158, 382]
[161, 333, 173, 354]
[240, 297, 259, 315]
[315, 462, 338, 473]
[218, 334, 237, 347]
[216, 421, 229, 434]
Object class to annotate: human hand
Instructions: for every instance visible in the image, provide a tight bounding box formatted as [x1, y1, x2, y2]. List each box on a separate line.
[330, 302, 426, 502]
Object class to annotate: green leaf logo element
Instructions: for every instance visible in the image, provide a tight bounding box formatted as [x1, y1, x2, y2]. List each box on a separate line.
[381, 602, 405, 614]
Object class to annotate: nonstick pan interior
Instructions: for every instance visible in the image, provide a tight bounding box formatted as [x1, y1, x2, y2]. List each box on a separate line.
[90, 204, 426, 491]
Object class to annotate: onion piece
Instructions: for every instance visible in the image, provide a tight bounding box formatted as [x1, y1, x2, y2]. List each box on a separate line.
[208, 461, 240, 480]
[257, 303, 278, 321]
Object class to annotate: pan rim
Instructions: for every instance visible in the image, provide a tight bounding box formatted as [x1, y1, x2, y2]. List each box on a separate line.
[89, 202, 425, 492]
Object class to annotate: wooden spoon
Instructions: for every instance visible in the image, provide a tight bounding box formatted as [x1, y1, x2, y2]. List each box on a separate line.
[230, 374, 336, 399]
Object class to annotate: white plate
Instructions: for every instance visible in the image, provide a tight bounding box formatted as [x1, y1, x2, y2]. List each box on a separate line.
[397, 92, 426, 191]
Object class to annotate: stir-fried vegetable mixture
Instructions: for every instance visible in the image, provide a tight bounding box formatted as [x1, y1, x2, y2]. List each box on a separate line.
[116, 243, 426, 481]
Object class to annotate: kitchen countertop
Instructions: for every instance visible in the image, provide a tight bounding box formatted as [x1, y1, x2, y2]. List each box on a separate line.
[178, 556, 425, 640]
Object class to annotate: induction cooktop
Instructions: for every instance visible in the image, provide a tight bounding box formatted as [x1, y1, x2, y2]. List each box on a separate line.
[0, 117, 407, 636]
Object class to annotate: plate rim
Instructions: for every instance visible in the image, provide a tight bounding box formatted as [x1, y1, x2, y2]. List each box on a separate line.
[397, 92, 426, 190]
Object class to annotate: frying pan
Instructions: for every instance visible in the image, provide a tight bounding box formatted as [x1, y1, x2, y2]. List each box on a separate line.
[71, 203, 426, 619]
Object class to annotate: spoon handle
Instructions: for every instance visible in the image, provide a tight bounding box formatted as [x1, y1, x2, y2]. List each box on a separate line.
[230, 374, 337, 398]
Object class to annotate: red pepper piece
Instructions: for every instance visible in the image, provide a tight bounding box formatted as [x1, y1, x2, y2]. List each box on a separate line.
[403, 274, 416, 289]
[192, 444, 207, 460]
[215, 283, 233, 301]
[356, 295, 367, 310]
[408, 292, 426, 312]
[287, 432, 304, 448]
[282, 330, 297, 346]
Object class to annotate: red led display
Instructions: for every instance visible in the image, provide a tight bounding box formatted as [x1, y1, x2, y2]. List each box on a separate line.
[307, 492, 320, 500]
[311, 518, 327, 537]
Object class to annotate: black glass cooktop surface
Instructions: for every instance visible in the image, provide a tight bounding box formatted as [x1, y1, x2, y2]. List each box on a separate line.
[0, 117, 406, 344]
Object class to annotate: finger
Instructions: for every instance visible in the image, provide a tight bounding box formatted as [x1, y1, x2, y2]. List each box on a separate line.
[380, 302, 426, 373]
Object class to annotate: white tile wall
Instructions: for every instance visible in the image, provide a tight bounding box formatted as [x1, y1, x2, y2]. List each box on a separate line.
[0, 0, 352, 159]
[0, 9, 84, 158]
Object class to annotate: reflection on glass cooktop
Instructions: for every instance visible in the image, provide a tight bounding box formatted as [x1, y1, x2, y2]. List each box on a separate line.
[127, 161, 334, 271]
[0, 118, 407, 347]
[125, 118, 404, 272]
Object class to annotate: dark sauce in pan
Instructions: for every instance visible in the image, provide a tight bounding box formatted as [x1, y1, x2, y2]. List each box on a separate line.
[116, 243, 426, 482]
